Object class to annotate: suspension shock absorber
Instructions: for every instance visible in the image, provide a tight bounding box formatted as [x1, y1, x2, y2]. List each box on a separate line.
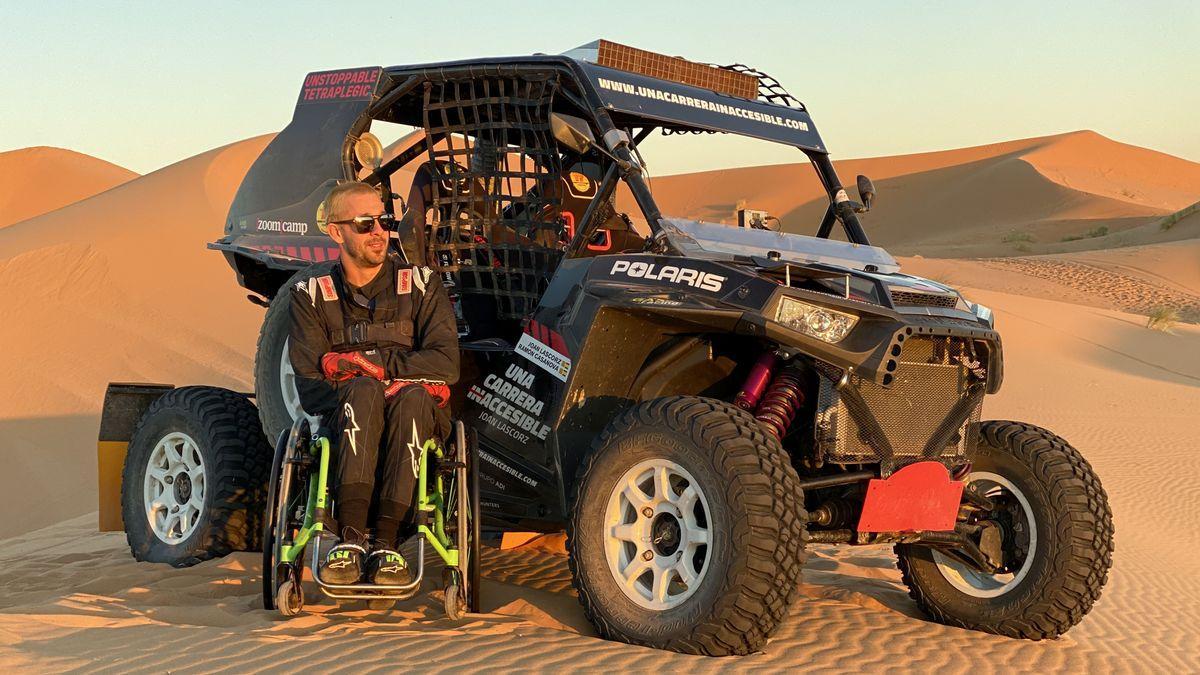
[735, 352, 778, 411]
[754, 366, 805, 439]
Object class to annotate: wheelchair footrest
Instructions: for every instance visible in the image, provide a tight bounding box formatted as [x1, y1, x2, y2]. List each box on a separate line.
[310, 535, 427, 601]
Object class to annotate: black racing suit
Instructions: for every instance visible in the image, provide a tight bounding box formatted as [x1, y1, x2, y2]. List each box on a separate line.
[288, 254, 459, 545]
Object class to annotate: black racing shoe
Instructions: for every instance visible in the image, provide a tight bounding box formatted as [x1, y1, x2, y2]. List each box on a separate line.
[319, 540, 367, 585]
[366, 548, 412, 586]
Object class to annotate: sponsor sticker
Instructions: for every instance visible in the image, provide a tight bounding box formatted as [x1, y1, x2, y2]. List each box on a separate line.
[631, 296, 683, 307]
[297, 67, 381, 104]
[516, 333, 571, 382]
[256, 219, 309, 235]
[468, 363, 551, 443]
[609, 259, 726, 292]
[317, 275, 338, 301]
[397, 268, 412, 295]
[593, 76, 810, 132]
[479, 449, 538, 488]
[568, 171, 594, 197]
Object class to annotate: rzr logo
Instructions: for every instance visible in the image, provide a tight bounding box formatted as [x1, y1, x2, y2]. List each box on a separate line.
[609, 260, 725, 292]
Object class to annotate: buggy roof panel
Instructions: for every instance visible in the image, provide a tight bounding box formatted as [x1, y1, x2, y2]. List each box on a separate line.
[576, 63, 825, 151]
[382, 48, 826, 152]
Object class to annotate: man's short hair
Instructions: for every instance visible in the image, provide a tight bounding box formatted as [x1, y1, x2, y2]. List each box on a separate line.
[325, 181, 380, 221]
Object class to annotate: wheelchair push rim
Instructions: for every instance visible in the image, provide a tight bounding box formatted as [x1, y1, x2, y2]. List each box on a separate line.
[262, 420, 310, 611]
[444, 420, 481, 615]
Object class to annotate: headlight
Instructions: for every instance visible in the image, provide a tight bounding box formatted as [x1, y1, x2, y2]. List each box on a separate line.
[969, 301, 994, 328]
[775, 296, 858, 343]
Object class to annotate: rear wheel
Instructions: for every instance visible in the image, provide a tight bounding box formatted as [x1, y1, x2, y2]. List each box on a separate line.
[255, 264, 335, 441]
[896, 421, 1114, 639]
[262, 420, 311, 611]
[443, 421, 480, 616]
[122, 387, 272, 567]
[567, 396, 807, 656]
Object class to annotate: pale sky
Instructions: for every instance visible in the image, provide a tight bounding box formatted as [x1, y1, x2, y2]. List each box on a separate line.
[2, 1, 1196, 176]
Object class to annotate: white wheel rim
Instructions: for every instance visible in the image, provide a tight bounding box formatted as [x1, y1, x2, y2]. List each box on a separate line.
[603, 458, 713, 611]
[143, 432, 207, 544]
[279, 337, 306, 424]
[932, 471, 1038, 598]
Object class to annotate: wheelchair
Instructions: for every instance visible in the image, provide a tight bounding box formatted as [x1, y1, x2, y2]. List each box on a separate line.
[262, 414, 481, 618]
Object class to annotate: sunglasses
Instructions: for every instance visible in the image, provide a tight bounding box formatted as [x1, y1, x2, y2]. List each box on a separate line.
[330, 213, 396, 234]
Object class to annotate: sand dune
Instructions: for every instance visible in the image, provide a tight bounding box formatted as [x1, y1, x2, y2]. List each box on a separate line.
[1, 289, 1197, 671]
[0, 147, 137, 228]
[642, 131, 1200, 257]
[0, 136, 272, 537]
[2, 127, 1198, 669]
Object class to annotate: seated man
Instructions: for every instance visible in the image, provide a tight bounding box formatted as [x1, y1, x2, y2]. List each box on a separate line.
[288, 181, 459, 585]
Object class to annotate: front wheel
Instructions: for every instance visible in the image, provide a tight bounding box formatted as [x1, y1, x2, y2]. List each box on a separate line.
[567, 396, 808, 656]
[896, 421, 1114, 639]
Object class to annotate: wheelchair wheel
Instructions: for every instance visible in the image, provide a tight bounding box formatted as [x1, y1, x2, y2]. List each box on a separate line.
[444, 581, 465, 620]
[262, 419, 312, 612]
[276, 567, 304, 617]
[443, 421, 481, 617]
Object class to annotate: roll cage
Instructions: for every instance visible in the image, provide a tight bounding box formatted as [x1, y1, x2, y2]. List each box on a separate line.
[212, 45, 873, 305]
[352, 53, 871, 251]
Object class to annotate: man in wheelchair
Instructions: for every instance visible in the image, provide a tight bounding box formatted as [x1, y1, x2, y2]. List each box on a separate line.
[288, 181, 459, 587]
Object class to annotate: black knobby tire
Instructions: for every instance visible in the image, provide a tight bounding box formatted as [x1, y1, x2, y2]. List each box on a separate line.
[254, 263, 335, 442]
[122, 386, 273, 567]
[567, 396, 808, 656]
[896, 420, 1114, 639]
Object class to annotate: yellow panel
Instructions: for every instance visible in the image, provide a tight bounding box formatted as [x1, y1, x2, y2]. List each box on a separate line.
[499, 532, 541, 550]
[97, 441, 128, 532]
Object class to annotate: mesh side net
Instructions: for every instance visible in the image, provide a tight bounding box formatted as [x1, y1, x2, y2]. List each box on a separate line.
[421, 74, 564, 331]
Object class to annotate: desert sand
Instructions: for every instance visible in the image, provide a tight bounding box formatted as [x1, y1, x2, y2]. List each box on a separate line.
[1, 130, 1198, 671]
[0, 137, 270, 537]
[0, 147, 136, 229]
[641, 130, 1200, 257]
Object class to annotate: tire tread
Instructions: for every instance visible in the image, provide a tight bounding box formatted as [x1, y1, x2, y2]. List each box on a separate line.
[122, 386, 273, 567]
[896, 420, 1115, 639]
[566, 396, 809, 656]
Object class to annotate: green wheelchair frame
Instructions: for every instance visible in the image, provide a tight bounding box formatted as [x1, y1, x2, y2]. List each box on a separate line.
[262, 415, 481, 618]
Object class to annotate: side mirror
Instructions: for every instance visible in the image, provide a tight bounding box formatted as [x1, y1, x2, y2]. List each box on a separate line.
[856, 174, 876, 212]
[550, 113, 596, 154]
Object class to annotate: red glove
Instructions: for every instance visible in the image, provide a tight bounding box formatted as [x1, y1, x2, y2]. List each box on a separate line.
[320, 350, 386, 382]
[383, 380, 451, 408]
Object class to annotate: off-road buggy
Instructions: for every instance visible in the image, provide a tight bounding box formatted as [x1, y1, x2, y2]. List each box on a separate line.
[97, 40, 1114, 655]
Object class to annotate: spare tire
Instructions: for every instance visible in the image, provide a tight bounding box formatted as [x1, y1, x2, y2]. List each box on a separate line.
[254, 263, 334, 441]
[122, 386, 272, 567]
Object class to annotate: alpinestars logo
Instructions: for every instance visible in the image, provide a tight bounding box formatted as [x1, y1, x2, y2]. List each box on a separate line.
[405, 419, 422, 478]
[609, 259, 725, 292]
[343, 403, 359, 456]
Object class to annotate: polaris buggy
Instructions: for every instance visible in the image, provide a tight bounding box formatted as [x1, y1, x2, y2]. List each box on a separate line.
[97, 40, 1114, 655]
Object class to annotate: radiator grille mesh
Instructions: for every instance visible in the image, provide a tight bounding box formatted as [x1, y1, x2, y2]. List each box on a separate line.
[816, 336, 985, 472]
[890, 289, 959, 309]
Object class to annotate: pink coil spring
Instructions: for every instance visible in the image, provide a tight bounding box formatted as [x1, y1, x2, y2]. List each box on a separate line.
[754, 369, 805, 439]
